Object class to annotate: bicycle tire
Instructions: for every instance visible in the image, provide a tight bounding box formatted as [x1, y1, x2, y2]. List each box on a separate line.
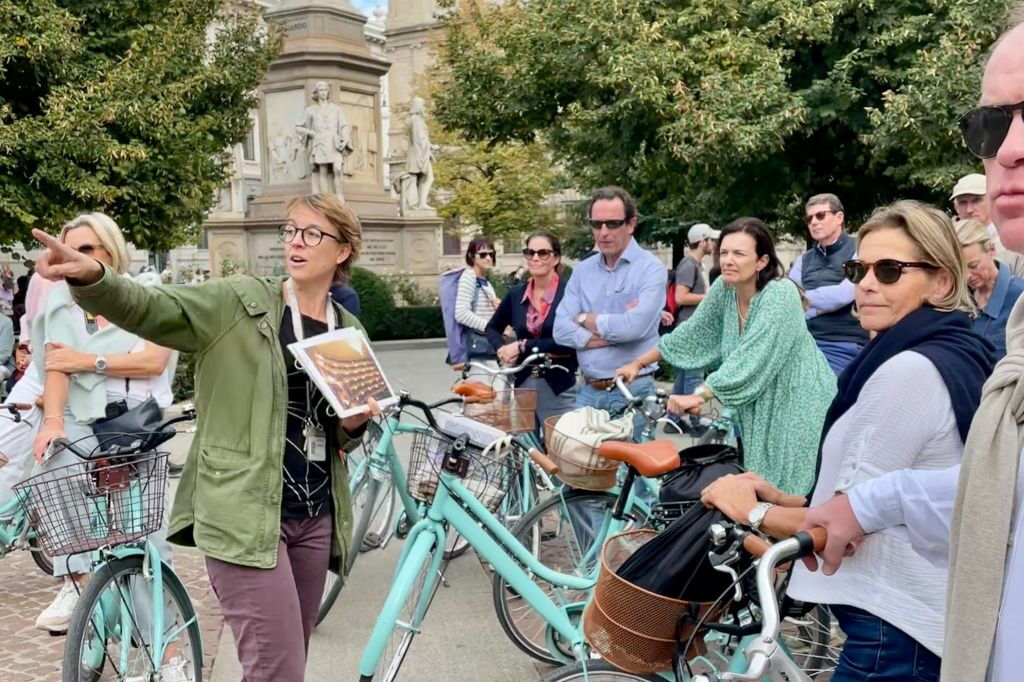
[540, 660, 664, 681]
[29, 535, 54, 575]
[780, 604, 841, 679]
[63, 554, 202, 682]
[492, 489, 621, 665]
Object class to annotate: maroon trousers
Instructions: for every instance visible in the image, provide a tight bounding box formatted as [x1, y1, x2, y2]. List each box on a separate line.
[206, 515, 332, 682]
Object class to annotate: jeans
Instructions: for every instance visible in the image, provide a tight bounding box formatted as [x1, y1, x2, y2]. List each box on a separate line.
[831, 604, 940, 682]
[672, 370, 703, 429]
[816, 340, 863, 375]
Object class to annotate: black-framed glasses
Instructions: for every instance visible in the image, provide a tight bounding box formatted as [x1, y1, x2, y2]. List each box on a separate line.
[76, 244, 106, 255]
[279, 223, 344, 247]
[959, 100, 1024, 159]
[522, 248, 556, 260]
[588, 219, 627, 230]
[475, 251, 496, 259]
[804, 210, 835, 225]
[843, 259, 940, 285]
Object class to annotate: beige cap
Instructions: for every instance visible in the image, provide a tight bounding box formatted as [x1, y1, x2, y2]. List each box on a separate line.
[687, 223, 720, 243]
[951, 173, 987, 200]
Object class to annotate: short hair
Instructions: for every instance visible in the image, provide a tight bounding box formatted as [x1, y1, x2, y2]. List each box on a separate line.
[857, 200, 974, 315]
[985, 4, 1024, 68]
[957, 219, 995, 252]
[805, 193, 845, 214]
[717, 217, 784, 291]
[285, 194, 363, 284]
[587, 186, 637, 223]
[60, 213, 131, 275]
[465, 235, 495, 267]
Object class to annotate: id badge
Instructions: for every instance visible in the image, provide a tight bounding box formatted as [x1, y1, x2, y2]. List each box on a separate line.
[306, 428, 327, 462]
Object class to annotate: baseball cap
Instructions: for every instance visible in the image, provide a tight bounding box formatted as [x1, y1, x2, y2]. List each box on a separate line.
[950, 173, 987, 200]
[687, 223, 720, 243]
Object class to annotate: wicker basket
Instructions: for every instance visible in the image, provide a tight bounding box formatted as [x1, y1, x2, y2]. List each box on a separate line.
[544, 415, 621, 490]
[583, 530, 728, 674]
[462, 388, 537, 434]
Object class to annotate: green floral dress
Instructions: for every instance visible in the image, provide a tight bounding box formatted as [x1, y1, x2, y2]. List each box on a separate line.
[659, 277, 837, 494]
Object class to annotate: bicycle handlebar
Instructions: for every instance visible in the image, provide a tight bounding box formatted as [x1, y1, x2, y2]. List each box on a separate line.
[45, 408, 198, 462]
[462, 351, 571, 377]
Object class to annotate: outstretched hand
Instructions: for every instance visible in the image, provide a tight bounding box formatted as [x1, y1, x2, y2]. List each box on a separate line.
[31, 229, 104, 284]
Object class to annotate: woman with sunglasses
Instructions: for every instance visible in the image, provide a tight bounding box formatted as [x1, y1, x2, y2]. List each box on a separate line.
[455, 236, 502, 363]
[485, 231, 578, 439]
[30, 194, 377, 681]
[617, 217, 835, 496]
[701, 201, 995, 681]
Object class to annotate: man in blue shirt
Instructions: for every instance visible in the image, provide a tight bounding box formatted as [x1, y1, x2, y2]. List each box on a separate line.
[959, 219, 1024, 360]
[789, 193, 868, 374]
[554, 186, 667, 440]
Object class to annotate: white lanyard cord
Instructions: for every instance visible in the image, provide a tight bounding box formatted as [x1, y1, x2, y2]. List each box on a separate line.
[284, 278, 337, 342]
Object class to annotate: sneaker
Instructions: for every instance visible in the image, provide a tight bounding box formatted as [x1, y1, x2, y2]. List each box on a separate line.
[35, 578, 79, 632]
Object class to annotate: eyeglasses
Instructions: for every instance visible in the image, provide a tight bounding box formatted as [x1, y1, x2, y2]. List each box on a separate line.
[804, 210, 835, 225]
[959, 100, 1024, 159]
[522, 248, 556, 260]
[588, 219, 628, 230]
[75, 244, 107, 255]
[279, 223, 344, 247]
[842, 259, 940, 285]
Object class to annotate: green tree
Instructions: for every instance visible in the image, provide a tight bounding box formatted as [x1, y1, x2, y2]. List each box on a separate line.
[0, 0, 281, 250]
[435, 0, 1014, 240]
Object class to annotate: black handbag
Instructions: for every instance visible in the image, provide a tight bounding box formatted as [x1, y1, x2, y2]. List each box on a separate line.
[465, 282, 497, 359]
[91, 379, 164, 452]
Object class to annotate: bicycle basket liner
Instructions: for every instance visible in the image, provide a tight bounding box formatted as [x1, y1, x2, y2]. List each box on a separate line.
[583, 529, 729, 674]
[461, 388, 537, 434]
[544, 408, 632, 490]
[406, 429, 518, 513]
[13, 453, 169, 557]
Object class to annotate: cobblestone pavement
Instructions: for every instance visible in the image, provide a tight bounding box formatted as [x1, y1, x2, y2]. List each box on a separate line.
[0, 546, 223, 681]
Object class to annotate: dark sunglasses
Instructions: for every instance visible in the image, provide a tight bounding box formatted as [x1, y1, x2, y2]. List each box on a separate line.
[843, 259, 940, 285]
[588, 219, 628, 230]
[959, 100, 1024, 159]
[804, 210, 835, 225]
[475, 251, 495, 259]
[522, 248, 556, 260]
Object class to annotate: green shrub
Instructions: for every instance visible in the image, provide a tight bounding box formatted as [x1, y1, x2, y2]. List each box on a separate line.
[374, 306, 445, 341]
[350, 266, 395, 340]
[382, 273, 440, 306]
[172, 352, 196, 403]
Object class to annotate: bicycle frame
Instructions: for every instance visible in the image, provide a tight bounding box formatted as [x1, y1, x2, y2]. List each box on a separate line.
[0, 492, 36, 556]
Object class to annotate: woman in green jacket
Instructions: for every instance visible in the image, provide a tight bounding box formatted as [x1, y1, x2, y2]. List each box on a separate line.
[32, 194, 375, 682]
[616, 217, 837, 495]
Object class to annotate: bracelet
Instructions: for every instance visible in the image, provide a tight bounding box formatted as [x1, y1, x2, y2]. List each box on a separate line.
[42, 414, 64, 424]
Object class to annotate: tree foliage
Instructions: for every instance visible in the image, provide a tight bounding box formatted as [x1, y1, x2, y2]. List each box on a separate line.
[0, 0, 281, 250]
[435, 0, 1015, 239]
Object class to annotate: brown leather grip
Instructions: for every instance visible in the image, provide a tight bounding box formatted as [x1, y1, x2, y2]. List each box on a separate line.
[528, 448, 559, 475]
[743, 527, 827, 559]
[8, 403, 33, 411]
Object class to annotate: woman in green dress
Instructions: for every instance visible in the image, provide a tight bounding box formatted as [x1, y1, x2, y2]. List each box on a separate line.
[616, 217, 836, 495]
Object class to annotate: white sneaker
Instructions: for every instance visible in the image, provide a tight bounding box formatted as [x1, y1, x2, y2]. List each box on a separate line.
[35, 577, 80, 632]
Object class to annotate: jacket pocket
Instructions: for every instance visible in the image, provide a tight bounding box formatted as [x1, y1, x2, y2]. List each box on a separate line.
[193, 447, 263, 559]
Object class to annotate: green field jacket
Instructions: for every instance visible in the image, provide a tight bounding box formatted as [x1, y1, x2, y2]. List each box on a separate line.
[72, 268, 362, 570]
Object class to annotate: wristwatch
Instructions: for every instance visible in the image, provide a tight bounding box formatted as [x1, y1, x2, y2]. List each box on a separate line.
[94, 355, 108, 375]
[575, 312, 588, 326]
[747, 502, 775, 532]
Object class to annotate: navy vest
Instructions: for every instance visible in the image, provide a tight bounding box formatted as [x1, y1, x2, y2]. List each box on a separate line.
[801, 232, 869, 345]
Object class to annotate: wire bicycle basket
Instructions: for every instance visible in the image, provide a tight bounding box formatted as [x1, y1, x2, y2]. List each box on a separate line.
[14, 453, 169, 557]
[406, 429, 519, 513]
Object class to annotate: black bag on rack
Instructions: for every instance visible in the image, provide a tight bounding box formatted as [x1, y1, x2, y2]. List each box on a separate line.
[91, 379, 164, 452]
[659, 443, 743, 505]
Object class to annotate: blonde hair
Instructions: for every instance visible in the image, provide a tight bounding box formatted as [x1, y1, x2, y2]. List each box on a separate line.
[857, 200, 974, 315]
[285, 194, 362, 284]
[956, 219, 995, 252]
[59, 212, 131, 275]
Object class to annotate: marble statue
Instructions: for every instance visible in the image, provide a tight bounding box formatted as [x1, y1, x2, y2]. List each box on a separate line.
[296, 81, 353, 199]
[405, 97, 436, 210]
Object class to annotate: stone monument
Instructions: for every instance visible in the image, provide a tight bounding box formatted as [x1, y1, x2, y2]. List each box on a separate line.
[203, 0, 441, 290]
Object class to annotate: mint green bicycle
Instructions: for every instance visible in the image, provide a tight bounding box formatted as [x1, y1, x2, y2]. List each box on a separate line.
[14, 410, 201, 682]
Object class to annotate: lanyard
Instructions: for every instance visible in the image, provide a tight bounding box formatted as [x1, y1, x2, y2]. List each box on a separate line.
[283, 279, 337, 341]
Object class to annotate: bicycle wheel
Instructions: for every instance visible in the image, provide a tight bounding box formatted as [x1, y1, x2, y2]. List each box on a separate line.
[28, 535, 55, 575]
[780, 604, 841, 679]
[361, 531, 444, 682]
[493, 489, 623, 665]
[64, 555, 202, 682]
[540, 660, 664, 681]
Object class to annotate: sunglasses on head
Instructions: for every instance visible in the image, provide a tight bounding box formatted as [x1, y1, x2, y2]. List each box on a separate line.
[842, 259, 940, 285]
[522, 248, 556, 260]
[959, 100, 1024, 159]
[475, 251, 495, 259]
[804, 210, 835, 225]
[588, 219, 627, 230]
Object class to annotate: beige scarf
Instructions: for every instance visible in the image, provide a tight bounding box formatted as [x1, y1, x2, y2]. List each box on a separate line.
[943, 296, 1024, 681]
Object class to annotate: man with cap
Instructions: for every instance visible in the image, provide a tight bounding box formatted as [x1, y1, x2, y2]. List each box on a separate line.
[669, 223, 717, 433]
[953, 172, 1024, 276]
[789, 193, 868, 374]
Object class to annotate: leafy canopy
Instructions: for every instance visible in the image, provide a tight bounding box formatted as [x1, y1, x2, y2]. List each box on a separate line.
[435, 0, 1014, 239]
[0, 0, 281, 250]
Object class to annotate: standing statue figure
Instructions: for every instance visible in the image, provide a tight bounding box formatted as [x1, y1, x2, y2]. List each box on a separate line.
[406, 97, 436, 210]
[296, 81, 353, 199]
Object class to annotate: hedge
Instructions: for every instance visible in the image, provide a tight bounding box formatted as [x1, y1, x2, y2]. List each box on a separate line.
[371, 306, 445, 341]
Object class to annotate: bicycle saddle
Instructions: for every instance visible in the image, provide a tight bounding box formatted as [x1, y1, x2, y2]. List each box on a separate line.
[451, 381, 495, 403]
[597, 440, 680, 477]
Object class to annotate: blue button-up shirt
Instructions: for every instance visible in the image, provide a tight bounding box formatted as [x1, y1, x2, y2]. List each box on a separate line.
[553, 238, 667, 378]
[973, 261, 1024, 360]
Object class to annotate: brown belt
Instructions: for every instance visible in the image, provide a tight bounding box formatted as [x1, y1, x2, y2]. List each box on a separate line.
[583, 373, 654, 390]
